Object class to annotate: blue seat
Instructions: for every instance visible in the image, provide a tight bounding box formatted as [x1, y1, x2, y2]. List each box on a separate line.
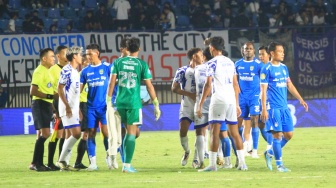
[85, 0, 97, 8]
[8, 0, 22, 10]
[176, 15, 190, 29]
[175, 0, 188, 6]
[18, 8, 30, 19]
[110, 8, 117, 18]
[43, 18, 55, 31]
[161, 0, 175, 6]
[63, 7, 77, 19]
[58, 18, 70, 30]
[15, 18, 23, 32]
[69, 0, 83, 9]
[48, 8, 61, 19]
[0, 19, 9, 31]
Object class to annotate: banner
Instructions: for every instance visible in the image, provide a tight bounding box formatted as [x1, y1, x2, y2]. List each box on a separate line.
[0, 30, 229, 87]
[293, 30, 336, 89]
[1, 99, 335, 136]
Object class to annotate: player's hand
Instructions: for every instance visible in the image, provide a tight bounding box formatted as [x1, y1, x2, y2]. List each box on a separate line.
[106, 96, 112, 106]
[300, 100, 308, 112]
[66, 105, 72, 118]
[236, 106, 242, 117]
[153, 98, 161, 121]
[196, 105, 202, 118]
[260, 110, 268, 123]
[189, 93, 196, 101]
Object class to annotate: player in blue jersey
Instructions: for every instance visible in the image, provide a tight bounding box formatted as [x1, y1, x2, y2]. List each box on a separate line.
[80, 44, 112, 171]
[260, 42, 308, 172]
[172, 49, 197, 167]
[235, 42, 264, 158]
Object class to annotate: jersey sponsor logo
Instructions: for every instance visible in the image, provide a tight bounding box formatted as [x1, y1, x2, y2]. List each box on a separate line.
[87, 72, 94, 76]
[123, 65, 134, 70]
[276, 82, 287, 88]
[101, 76, 107, 80]
[88, 81, 105, 87]
[238, 66, 244, 69]
[250, 66, 254, 71]
[275, 72, 281, 76]
[47, 82, 52, 88]
[273, 78, 279, 82]
[260, 73, 266, 80]
[99, 69, 104, 74]
[239, 76, 253, 81]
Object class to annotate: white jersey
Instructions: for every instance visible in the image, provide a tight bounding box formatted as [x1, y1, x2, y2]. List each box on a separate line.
[206, 55, 236, 105]
[194, 63, 210, 113]
[173, 65, 196, 112]
[58, 64, 80, 117]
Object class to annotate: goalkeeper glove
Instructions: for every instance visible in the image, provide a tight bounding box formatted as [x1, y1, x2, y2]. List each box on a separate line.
[106, 96, 112, 105]
[153, 98, 161, 121]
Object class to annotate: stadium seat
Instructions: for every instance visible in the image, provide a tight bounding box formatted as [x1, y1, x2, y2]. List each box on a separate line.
[85, 0, 98, 8]
[0, 19, 9, 32]
[161, 0, 175, 6]
[110, 8, 117, 18]
[15, 18, 23, 32]
[43, 18, 55, 31]
[8, 0, 22, 10]
[63, 7, 77, 19]
[48, 8, 61, 19]
[69, 0, 83, 9]
[175, 0, 188, 6]
[176, 15, 190, 29]
[57, 18, 70, 30]
[18, 8, 30, 19]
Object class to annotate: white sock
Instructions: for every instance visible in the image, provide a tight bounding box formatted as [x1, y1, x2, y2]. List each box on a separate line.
[124, 163, 130, 168]
[237, 150, 246, 165]
[204, 130, 209, 154]
[65, 150, 72, 165]
[90, 156, 97, 166]
[224, 156, 231, 164]
[180, 136, 189, 153]
[217, 141, 223, 158]
[209, 151, 217, 166]
[196, 135, 204, 162]
[59, 136, 78, 163]
[266, 144, 272, 151]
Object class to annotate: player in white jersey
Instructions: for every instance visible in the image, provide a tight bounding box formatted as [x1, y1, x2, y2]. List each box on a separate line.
[197, 36, 247, 171]
[57, 46, 83, 171]
[172, 49, 197, 166]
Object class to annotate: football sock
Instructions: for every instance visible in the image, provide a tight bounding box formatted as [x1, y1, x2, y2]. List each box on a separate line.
[180, 136, 189, 153]
[59, 138, 65, 157]
[124, 134, 136, 164]
[47, 138, 58, 165]
[267, 132, 273, 145]
[75, 139, 87, 165]
[87, 138, 96, 159]
[239, 126, 244, 141]
[103, 136, 108, 152]
[237, 149, 246, 165]
[222, 137, 231, 157]
[59, 136, 78, 162]
[252, 127, 259, 150]
[273, 138, 283, 166]
[217, 141, 223, 158]
[229, 136, 237, 156]
[204, 129, 209, 154]
[196, 135, 204, 162]
[209, 151, 217, 166]
[37, 136, 47, 166]
[260, 127, 267, 142]
[281, 137, 289, 148]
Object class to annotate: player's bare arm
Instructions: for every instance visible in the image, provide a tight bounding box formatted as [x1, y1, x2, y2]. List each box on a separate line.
[58, 83, 72, 118]
[107, 74, 117, 98]
[260, 84, 268, 122]
[197, 76, 212, 118]
[30, 85, 53, 99]
[171, 82, 196, 101]
[233, 74, 241, 117]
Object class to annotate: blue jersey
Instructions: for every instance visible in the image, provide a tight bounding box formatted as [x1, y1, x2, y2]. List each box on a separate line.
[80, 62, 112, 109]
[260, 62, 290, 109]
[235, 57, 263, 100]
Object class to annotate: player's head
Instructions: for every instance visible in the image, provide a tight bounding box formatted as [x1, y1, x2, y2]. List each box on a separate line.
[120, 38, 130, 57]
[258, 45, 270, 64]
[66, 46, 83, 64]
[203, 38, 211, 46]
[86, 43, 101, 63]
[39, 48, 55, 68]
[243, 41, 255, 61]
[82, 53, 90, 68]
[268, 42, 285, 62]
[127, 37, 140, 53]
[55, 45, 68, 65]
[209, 36, 224, 56]
[187, 48, 203, 65]
[203, 47, 212, 62]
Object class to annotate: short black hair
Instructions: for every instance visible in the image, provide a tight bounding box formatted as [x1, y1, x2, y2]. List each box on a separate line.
[209, 36, 225, 52]
[203, 47, 212, 61]
[268, 42, 283, 53]
[55, 45, 67, 54]
[86, 43, 101, 52]
[127, 37, 140, 53]
[258, 45, 269, 53]
[187, 48, 202, 60]
[120, 38, 129, 48]
[39, 48, 53, 59]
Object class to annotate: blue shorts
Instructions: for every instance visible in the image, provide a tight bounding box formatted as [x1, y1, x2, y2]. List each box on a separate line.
[87, 106, 107, 129]
[239, 96, 261, 119]
[220, 122, 227, 131]
[266, 108, 293, 133]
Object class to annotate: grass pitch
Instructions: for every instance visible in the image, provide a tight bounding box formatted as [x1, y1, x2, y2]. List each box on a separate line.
[0, 127, 335, 187]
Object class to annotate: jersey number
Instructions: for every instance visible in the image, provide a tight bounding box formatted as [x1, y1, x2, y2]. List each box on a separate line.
[119, 71, 137, 89]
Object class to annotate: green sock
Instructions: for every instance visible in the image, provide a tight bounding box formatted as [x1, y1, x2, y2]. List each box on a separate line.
[123, 134, 136, 164]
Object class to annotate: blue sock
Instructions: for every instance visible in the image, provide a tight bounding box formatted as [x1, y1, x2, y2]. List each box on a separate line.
[87, 138, 96, 158]
[252, 127, 259, 150]
[260, 128, 267, 142]
[221, 137, 231, 157]
[281, 137, 289, 148]
[229, 136, 237, 157]
[103, 137, 108, 151]
[239, 126, 244, 142]
[273, 138, 283, 166]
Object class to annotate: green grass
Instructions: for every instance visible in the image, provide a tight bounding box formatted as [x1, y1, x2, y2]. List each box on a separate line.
[0, 127, 336, 187]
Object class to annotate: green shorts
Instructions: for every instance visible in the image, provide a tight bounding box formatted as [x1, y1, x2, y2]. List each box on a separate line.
[117, 108, 142, 126]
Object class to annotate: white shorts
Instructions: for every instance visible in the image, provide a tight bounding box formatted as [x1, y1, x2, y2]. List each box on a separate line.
[194, 112, 208, 129]
[61, 111, 80, 129]
[179, 106, 194, 122]
[209, 104, 238, 125]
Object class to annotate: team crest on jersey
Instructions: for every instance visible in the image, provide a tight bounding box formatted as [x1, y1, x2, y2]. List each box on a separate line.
[283, 70, 286, 75]
[47, 82, 52, 88]
[99, 69, 104, 74]
[250, 66, 254, 71]
[260, 73, 266, 80]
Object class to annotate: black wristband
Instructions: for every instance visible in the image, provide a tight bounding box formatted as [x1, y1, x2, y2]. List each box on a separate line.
[46, 94, 54, 99]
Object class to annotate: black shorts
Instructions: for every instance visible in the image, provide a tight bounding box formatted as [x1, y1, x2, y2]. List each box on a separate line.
[80, 102, 88, 131]
[52, 99, 64, 129]
[117, 19, 128, 28]
[31, 100, 53, 130]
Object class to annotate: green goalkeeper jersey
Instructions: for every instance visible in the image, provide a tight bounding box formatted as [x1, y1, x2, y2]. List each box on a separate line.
[112, 56, 152, 109]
